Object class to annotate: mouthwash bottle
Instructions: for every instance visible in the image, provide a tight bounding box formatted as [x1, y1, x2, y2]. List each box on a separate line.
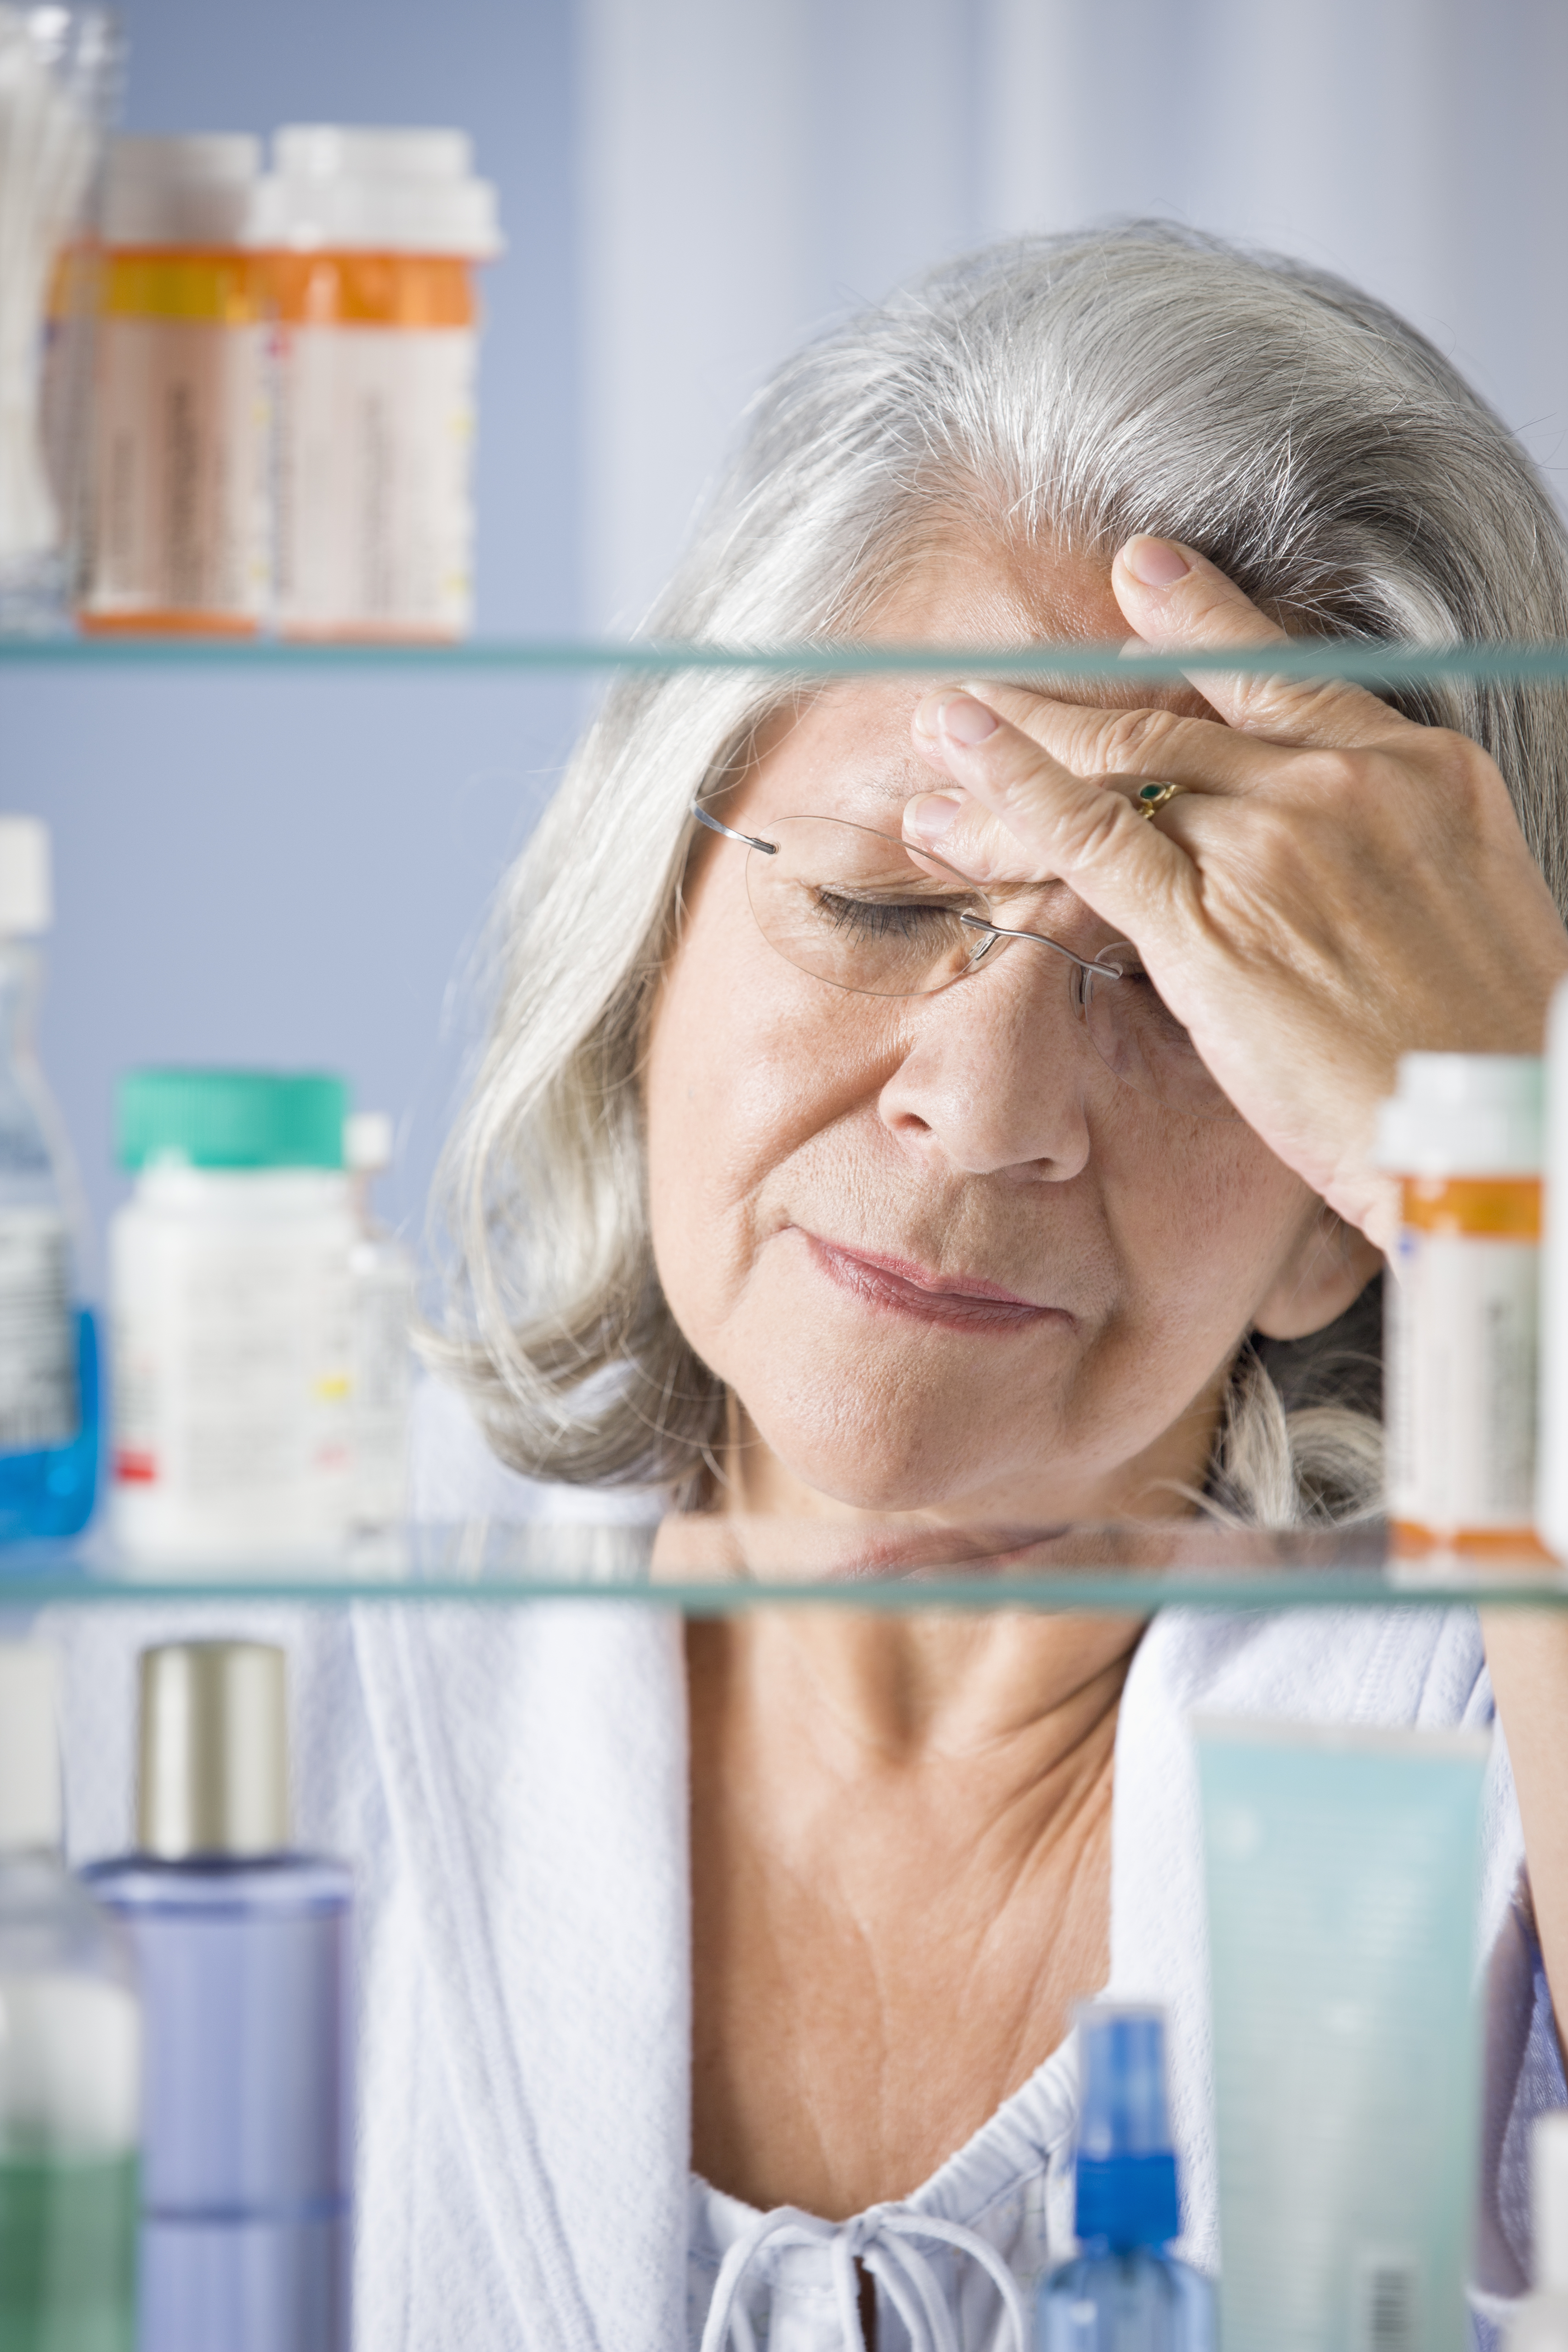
[1038, 2006, 1214, 2352]
[0, 817, 98, 1540]
[0, 1644, 141, 2352]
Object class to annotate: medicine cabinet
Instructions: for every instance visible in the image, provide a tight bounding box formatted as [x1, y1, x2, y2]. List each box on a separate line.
[3, 630, 1566, 1619]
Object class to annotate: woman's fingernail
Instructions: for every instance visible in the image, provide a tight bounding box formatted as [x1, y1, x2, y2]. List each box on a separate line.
[1121, 535, 1192, 588]
[938, 695, 998, 746]
[904, 792, 963, 845]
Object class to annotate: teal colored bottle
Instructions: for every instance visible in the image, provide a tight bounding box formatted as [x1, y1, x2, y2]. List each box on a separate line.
[1037, 2007, 1214, 2352]
[0, 818, 98, 1542]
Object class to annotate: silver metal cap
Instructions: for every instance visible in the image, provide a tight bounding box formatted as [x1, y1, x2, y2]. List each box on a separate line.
[137, 1642, 290, 1858]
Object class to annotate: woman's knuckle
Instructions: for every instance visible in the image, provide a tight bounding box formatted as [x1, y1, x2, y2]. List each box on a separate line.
[1095, 705, 1177, 769]
[1070, 789, 1136, 865]
[1305, 747, 1366, 808]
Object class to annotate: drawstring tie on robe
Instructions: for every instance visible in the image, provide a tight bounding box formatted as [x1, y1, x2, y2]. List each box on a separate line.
[698, 2201, 1031, 2352]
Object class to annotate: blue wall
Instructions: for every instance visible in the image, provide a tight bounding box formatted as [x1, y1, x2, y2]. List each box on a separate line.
[8, 0, 582, 1265]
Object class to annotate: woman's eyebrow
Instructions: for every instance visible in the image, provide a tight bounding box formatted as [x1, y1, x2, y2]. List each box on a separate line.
[846, 762, 940, 809]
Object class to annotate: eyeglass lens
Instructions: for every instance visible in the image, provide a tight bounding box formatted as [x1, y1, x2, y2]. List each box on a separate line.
[742, 814, 1237, 1122]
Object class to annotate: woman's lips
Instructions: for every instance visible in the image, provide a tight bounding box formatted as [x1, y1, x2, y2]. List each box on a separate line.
[803, 1234, 1065, 1334]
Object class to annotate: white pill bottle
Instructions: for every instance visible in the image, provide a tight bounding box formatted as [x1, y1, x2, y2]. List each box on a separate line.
[84, 136, 269, 634]
[258, 127, 502, 641]
[111, 1069, 355, 1561]
[1537, 980, 1568, 1558]
[1377, 1052, 1543, 1556]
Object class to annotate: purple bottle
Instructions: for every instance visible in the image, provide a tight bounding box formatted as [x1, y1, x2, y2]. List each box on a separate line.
[85, 1641, 352, 2352]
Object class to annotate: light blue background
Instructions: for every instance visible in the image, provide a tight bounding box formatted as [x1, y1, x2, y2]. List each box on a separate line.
[10, 0, 1568, 1288]
[9, 0, 583, 1262]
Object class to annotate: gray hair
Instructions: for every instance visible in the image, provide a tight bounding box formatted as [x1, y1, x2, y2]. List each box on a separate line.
[430, 221, 1568, 1524]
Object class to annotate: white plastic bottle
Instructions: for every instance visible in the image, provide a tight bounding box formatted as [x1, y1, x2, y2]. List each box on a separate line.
[345, 1110, 413, 1528]
[83, 136, 268, 633]
[257, 127, 502, 640]
[0, 1643, 142, 2350]
[1508, 2112, 1568, 2349]
[1375, 1052, 1544, 1555]
[110, 1069, 355, 1562]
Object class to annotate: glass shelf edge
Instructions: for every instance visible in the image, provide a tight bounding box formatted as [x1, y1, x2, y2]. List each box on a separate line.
[7, 636, 1568, 685]
[3, 1563, 1566, 1613]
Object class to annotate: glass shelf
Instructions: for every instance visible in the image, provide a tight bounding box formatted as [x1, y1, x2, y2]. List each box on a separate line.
[5, 634, 1568, 686]
[1, 1520, 1565, 1611]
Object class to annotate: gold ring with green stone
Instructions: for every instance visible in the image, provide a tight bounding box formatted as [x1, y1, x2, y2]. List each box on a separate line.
[1135, 781, 1187, 820]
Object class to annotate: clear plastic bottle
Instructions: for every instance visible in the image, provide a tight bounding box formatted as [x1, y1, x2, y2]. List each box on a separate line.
[1037, 2007, 1213, 2352]
[85, 1640, 354, 2352]
[1508, 2113, 1568, 2350]
[0, 816, 98, 1542]
[345, 1109, 413, 1527]
[0, 1643, 141, 2352]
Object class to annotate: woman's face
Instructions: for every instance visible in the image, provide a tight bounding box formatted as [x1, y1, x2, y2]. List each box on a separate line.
[645, 543, 1369, 1522]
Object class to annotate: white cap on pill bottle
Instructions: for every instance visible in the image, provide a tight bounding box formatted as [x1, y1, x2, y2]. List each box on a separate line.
[256, 124, 502, 256]
[105, 134, 262, 247]
[1374, 1052, 1543, 1179]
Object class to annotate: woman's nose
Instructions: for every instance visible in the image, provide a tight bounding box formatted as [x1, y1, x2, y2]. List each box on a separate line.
[875, 944, 1097, 1179]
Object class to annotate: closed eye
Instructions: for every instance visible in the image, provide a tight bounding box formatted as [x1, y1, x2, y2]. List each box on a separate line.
[815, 890, 976, 940]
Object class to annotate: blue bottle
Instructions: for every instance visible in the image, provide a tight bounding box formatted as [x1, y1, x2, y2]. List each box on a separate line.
[85, 1642, 353, 2352]
[1037, 2007, 1214, 2352]
[0, 816, 98, 1542]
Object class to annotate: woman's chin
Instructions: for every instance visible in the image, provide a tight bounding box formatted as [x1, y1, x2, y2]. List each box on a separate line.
[744, 1400, 1073, 1521]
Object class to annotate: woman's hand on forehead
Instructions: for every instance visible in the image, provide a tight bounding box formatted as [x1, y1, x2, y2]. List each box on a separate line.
[902, 537, 1568, 1252]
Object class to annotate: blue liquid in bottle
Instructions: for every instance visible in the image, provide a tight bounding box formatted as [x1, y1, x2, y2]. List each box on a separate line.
[1037, 2007, 1214, 2352]
[0, 1310, 100, 1542]
[0, 820, 98, 1542]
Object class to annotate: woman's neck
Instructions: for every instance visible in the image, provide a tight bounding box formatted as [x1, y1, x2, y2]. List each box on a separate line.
[684, 1398, 1164, 2215]
[708, 1597, 1140, 1763]
[686, 1604, 1137, 2215]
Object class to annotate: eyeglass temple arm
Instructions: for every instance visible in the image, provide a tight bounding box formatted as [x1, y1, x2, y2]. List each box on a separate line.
[960, 910, 1126, 982]
[690, 800, 778, 855]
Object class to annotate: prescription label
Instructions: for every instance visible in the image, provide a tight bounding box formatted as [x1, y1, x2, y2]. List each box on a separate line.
[87, 317, 268, 622]
[0, 1210, 78, 1453]
[273, 324, 475, 638]
[1386, 1226, 1537, 1537]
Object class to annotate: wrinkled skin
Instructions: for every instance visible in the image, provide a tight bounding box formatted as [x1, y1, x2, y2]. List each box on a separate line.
[647, 542, 1375, 1529]
[648, 533, 1568, 2230]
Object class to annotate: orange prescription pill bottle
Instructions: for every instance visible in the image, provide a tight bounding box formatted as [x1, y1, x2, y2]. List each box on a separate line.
[83, 137, 268, 633]
[1377, 1053, 1544, 1555]
[257, 127, 502, 641]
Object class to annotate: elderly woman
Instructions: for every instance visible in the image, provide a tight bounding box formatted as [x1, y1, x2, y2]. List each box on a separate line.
[54, 222, 1568, 2350]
